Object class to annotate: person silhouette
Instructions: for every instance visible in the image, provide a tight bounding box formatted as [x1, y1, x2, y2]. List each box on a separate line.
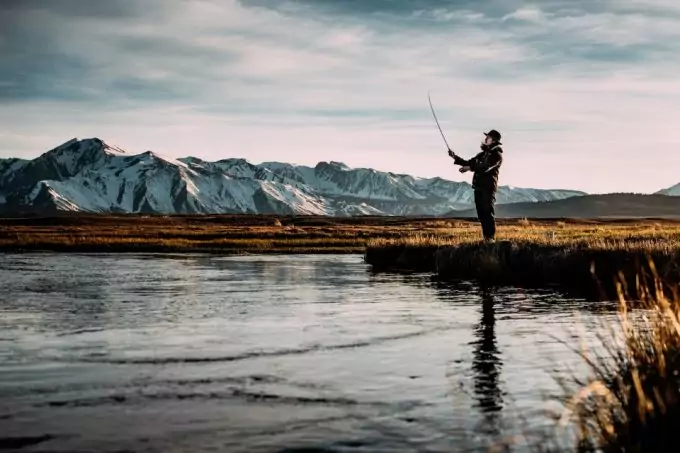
[450, 130, 504, 243]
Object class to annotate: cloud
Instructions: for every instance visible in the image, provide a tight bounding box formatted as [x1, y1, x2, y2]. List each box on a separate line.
[502, 7, 547, 23]
[2, 0, 680, 193]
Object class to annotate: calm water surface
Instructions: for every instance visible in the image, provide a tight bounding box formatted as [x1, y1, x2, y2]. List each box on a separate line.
[0, 254, 615, 452]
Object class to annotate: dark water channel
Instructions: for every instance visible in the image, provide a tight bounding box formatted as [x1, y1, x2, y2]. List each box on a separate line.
[0, 254, 616, 452]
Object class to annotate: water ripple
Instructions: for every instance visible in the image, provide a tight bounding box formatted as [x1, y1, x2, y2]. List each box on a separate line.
[73, 327, 453, 365]
[0, 253, 609, 452]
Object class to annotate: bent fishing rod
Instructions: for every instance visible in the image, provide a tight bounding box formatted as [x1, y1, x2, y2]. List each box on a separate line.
[428, 92, 458, 159]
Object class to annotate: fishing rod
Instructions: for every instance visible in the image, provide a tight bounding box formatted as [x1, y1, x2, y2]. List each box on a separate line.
[428, 92, 457, 158]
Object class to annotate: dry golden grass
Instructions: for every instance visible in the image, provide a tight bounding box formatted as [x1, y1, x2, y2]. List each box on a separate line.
[366, 223, 680, 249]
[0, 214, 426, 253]
[556, 268, 680, 452]
[2, 215, 680, 258]
[365, 221, 680, 298]
[518, 217, 532, 227]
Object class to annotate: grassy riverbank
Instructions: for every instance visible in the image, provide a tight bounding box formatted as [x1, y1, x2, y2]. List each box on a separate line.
[365, 220, 680, 299]
[1, 214, 679, 256]
[3, 214, 680, 297]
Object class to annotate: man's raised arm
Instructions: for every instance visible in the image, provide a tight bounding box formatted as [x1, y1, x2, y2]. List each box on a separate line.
[449, 150, 469, 166]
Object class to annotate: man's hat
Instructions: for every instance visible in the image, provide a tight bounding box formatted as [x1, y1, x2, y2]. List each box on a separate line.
[484, 129, 502, 143]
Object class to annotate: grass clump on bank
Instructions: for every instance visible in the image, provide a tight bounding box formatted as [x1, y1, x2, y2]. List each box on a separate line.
[365, 225, 680, 298]
[558, 270, 680, 452]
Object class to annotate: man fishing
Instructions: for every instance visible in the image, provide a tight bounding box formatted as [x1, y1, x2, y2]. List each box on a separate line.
[449, 130, 503, 243]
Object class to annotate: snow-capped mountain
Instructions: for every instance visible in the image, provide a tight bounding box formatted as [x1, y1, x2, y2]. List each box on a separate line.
[0, 138, 586, 216]
[657, 183, 680, 196]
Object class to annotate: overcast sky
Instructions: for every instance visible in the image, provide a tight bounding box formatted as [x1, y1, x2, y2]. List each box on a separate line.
[2, 0, 680, 193]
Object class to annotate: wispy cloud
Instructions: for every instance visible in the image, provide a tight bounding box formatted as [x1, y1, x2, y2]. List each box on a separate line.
[2, 0, 680, 192]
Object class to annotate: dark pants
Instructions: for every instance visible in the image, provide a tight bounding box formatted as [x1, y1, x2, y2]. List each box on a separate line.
[474, 189, 496, 240]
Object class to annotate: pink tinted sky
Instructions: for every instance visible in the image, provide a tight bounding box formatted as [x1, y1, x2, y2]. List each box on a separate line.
[2, 0, 680, 193]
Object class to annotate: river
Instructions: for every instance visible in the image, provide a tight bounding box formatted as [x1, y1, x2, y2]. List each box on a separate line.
[0, 254, 615, 452]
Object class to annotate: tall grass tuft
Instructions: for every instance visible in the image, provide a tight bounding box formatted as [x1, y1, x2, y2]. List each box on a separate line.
[559, 265, 680, 452]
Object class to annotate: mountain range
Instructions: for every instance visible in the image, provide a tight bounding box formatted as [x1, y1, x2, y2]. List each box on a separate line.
[0, 137, 593, 216]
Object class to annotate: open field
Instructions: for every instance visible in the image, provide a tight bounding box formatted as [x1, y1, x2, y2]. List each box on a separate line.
[1, 214, 680, 255]
[0, 214, 427, 254]
[1, 214, 679, 254]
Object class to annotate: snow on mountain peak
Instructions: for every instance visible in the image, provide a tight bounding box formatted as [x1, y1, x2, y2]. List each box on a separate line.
[213, 158, 260, 178]
[260, 161, 298, 172]
[139, 150, 191, 170]
[1, 137, 592, 216]
[328, 161, 350, 170]
[50, 138, 126, 156]
[314, 161, 351, 172]
[32, 137, 128, 179]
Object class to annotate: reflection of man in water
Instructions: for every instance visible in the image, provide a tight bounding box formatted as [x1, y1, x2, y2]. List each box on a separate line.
[470, 287, 504, 434]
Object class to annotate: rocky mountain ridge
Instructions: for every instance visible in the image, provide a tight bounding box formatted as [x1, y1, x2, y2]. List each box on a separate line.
[0, 137, 592, 216]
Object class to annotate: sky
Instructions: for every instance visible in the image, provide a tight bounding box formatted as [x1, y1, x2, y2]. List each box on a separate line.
[2, 0, 680, 193]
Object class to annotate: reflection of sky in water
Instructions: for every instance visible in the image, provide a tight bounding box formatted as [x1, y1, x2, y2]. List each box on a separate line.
[0, 254, 616, 452]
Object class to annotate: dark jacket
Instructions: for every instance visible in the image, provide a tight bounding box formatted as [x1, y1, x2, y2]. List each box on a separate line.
[454, 144, 503, 192]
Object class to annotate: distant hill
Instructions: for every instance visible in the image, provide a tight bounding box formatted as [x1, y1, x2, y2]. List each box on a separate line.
[448, 193, 680, 218]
